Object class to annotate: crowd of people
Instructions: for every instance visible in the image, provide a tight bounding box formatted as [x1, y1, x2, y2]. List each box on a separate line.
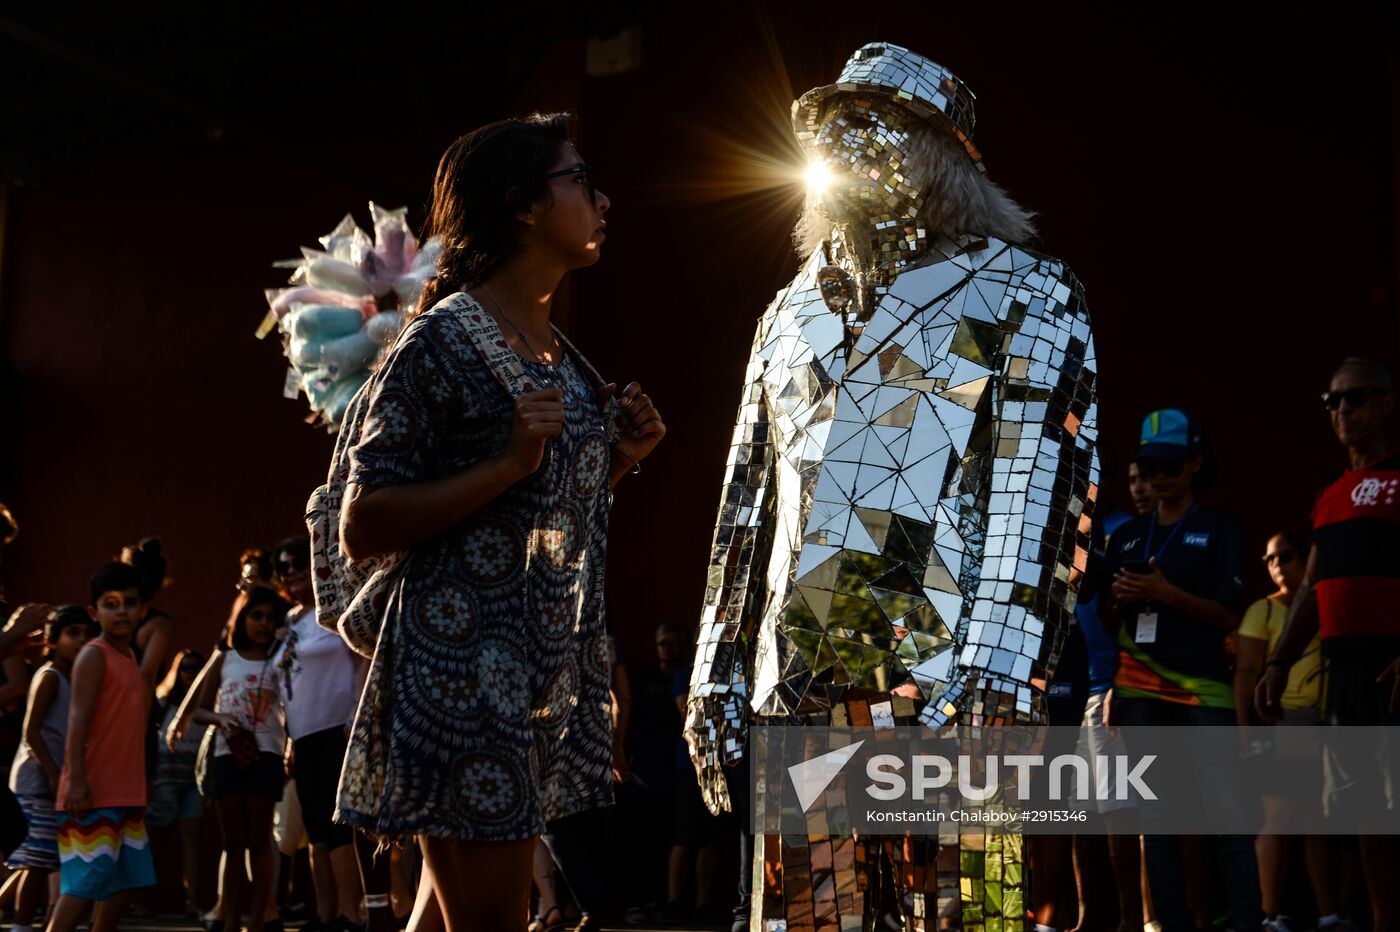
[0, 533, 740, 932]
[0, 539, 391, 932]
[1024, 357, 1400, 932]
[0, 104, 1395, 932]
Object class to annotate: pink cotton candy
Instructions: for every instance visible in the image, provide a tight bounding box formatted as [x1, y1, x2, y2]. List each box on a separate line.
[268, 286, 373, 321]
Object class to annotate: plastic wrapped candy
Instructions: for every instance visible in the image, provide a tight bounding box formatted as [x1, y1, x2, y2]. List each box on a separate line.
[364, 311, 403, 346]
[392, 238, 441, 307]
[364, 204, 414, 295]
[258, 202, 439, 430]
[285, 305, 364, 342]
[318, 331, 380, 378]
[303, 254, 372, 295]
[267, 286, 371, 322]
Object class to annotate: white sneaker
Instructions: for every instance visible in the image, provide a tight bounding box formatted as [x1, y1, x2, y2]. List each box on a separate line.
[1319, 920, 1360, 932]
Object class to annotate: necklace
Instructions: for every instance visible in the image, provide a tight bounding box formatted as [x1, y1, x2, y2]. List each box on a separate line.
[483, 284, 557, 365]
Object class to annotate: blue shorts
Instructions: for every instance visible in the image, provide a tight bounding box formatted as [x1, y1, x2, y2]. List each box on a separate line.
[7, 793, 59, 871]
[57, 807, 156, 901]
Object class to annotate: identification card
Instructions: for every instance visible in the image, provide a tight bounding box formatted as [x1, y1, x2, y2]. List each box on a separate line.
[1135, 612, 1159, 644]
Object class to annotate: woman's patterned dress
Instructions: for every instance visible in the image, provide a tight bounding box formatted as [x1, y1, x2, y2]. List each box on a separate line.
[335, 296, 614, 841]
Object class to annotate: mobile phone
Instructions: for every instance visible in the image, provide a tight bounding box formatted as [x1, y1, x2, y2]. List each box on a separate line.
[1120, 560, 1153, 575]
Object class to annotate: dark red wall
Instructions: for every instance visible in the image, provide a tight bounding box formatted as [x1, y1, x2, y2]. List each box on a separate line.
[2, 4, 1396, 671]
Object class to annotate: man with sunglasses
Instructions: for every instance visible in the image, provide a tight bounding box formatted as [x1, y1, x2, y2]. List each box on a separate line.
[1256, 357, 1399, 931]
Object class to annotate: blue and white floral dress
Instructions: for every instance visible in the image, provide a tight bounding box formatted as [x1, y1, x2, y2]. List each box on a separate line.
[335, 295, 614, 841]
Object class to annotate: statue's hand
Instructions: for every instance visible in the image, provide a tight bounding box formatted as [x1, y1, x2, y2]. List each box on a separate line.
[684, 693, 747, 815]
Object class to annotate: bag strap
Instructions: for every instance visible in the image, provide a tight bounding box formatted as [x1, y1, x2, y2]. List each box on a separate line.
[447, 292, 533, 397]
[551, 324, 622, 442]
[444, 291, 621, 440]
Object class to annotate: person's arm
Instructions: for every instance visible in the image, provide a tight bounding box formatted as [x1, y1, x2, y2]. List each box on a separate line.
[1234, 631, 1268, 727]
[0, 603, 50, 658]
[610, 658, 632, 781]
[601, 381, 666, 490]
[1269, 545, 1321, 667]
[343, 452, 535, 560]
[339, 324, 564, 560]
[1113, 513, 1247, 633]
[0, 654, 30, 709]
[63, 644, 105, 817]
[136, 613, 172, 693]
[187, 651, 233, 730]
[1256, 545, 1322, 721]
[1111, 563, 1243, 632]
[169, 651, 224, 749]
[22, 670, 61, 791]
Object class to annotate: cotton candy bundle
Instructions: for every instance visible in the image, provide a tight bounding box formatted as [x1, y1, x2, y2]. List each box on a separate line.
[258, 203, 439, 429]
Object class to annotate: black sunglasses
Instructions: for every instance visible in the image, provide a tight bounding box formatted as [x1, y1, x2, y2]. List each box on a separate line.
[277, 554, 308, 573]
[1321, 386, 1389, 411]
[538, 163, 596, 204]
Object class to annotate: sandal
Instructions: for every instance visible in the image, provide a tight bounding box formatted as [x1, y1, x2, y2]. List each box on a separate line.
[528, 906, 568, 932]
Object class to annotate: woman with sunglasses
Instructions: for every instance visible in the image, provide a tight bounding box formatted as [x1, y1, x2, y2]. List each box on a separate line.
[1234, 531, 1335, 932]
[334, 114, 664, 931]
[1103, 408, 1262, 932]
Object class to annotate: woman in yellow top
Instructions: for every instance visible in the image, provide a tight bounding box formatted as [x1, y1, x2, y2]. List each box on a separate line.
[1234, 531, 1337, 932]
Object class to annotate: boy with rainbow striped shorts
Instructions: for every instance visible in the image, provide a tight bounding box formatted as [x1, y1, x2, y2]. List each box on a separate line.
[49, 563, 156, 932]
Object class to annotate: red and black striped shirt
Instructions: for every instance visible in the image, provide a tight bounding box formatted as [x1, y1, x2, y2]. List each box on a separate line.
[1311, 451, 1400, 642]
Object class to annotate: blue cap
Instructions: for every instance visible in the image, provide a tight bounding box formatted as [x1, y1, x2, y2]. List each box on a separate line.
[1137, 408, 1203, 463]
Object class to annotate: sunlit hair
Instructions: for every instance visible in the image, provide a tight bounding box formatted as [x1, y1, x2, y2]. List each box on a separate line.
[224, 585, 291, 652]
[120, 536, 168, 601]
[795, 117, 1036, 258]
[155, 647, 206, 704]
[238, 548, 274, 593]
[407, 113, 574, 326]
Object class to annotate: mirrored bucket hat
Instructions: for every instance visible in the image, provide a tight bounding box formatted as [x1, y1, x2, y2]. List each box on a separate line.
[792, 41, 984, 172]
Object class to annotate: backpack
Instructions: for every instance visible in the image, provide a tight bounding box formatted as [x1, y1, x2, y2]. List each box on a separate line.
[305, 291, 618, 657]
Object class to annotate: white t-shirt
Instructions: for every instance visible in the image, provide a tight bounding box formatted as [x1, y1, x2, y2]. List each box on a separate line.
[213, 650, 286, 757]
[273, 607, 363, 742]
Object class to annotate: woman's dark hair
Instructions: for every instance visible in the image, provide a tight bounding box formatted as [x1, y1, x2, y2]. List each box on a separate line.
[120, 536, 168, 601]
[225, 585, 291, 652]
[410, 113, 574, 322]
[1270, 530, 1311, 563]
[271, 536, 310, 598]
[272, 536, 310, 567]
